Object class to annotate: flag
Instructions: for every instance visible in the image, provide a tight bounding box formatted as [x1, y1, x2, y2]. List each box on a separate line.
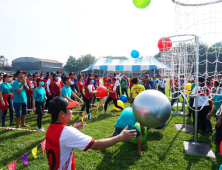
[81, 118, 83, 122]
[89, 113, 91, 119]
[87, 114, 89, 120]
[21, 153, 30, 165]
[8, 160, 17, 170]
[74, 123, 76, 126]
[41, 140, 46, 153]
[78, 120, 80, 123]
[84, 115, 87, 120]
[32, 146, 37, 158]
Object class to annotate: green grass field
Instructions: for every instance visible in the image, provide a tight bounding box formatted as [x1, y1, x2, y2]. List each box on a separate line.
[0, 85, 222, 170]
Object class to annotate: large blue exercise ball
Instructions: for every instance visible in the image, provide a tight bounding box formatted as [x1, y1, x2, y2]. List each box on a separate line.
[131, 50, 139, 58]
[120, 94, 128, 102]
[132, 90, 171, 128]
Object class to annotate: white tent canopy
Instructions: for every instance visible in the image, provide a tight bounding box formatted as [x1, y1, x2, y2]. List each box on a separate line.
[81, 56, 171, 73]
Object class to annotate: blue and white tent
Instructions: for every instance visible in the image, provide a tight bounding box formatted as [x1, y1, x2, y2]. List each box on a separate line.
[81, 56, 171, 73]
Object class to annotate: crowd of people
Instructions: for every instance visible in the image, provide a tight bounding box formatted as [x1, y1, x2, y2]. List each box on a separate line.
[0, 70, 222, 168]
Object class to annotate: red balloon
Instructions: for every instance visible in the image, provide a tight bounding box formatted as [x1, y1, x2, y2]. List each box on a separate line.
[158, 37, 172, 51]
[96, 86, 107, 98]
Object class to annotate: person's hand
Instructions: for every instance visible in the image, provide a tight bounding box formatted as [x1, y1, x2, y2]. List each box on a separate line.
[48, 92, 51, 96]
[1, 101, 5, 106]
[33, 107, 36, 112]
[74, 122, 86, 129]
[206, 113, 212, 120]
[106, 90, 109, 92]
[142, 131, 145, 136]
[21, 79, 26, 85]
[119, 126, 137, 141]
[77, 93, 81, 96]
[216, 118, 221, 128]
[97, 91, 101, 93]
[81, 100, 84, 105]
[45, 96, 47, 101]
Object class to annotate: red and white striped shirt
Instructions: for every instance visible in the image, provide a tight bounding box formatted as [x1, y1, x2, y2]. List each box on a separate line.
[46, 124, 94, 170]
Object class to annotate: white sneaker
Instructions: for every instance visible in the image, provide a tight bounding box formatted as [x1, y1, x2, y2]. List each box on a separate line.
[37, 127, 40, 131]
[39, 128, 45, 132]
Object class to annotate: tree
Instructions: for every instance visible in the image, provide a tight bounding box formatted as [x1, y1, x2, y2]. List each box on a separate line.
[64, 54, 96, 72]
[103, 56, 128, 60]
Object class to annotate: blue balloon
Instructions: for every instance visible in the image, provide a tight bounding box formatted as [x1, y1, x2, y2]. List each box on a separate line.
[155, 123, 166, 130]
[131, 50, 139, 58]
[120, 94, 128, 102]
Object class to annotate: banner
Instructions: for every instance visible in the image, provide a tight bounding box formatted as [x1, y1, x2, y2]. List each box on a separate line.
[7, 160, 17, 170]
[41, 140, 46, 153]
[32, 146, 37, 158]
[21, 153, 30, 165]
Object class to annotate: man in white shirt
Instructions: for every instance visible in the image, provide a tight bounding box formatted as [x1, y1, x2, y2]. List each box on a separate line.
[115, 72, 124, 99]
[157, 76, 166, 94]
[46, 96, 136, 170]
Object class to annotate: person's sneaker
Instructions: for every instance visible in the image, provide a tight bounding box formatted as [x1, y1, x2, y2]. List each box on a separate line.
[9, 123, 15, 126]
[102, 112, 106, 114]
[1, 124, 6, 127]
[38, 128, 45, 132]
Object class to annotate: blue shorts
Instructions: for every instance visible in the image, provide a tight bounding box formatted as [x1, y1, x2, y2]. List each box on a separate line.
[113, 126, 140, 137]
[14, 102, 27, 117]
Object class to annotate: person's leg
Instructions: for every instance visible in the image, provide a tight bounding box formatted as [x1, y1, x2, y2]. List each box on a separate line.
[85, 98, 91, 114]
[81, 97, 86, 112]
[171, 88, 176, 106]
[104, 97, 112, 113]
[163, 87, 165, 94]
[121, 87, 124, 96]
[1, 108, 8, 126]
[27, 96, 30, 114]
[14, 103, 22, 128]
[117, 86, 120, 98]
[188, 97, 193, 116]
[0, 109, 2, 124]
[135, 128, 144, 155]
[8, 99, 14, 125]
[200, 106, 208, 133]
[113, 98, 123, 110]
[215, 118, 222, 144]
[21, 102, 28, 127]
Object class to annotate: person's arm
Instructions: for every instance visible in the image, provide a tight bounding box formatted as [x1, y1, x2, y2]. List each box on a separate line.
[88, 85, 98, 94]
[90, 126, 136, 150]
[130, 92, 133, 102]
[207, 106, 215, 119]
[152, 83, 154, 89]
[33, 97, 36, 112]
[71, 92, 84, 105]
[140, 124, 145, 136]
[0, 91, 5, 106]
[64, 95, 74, 102]
[47, 79, 51, 95]
[216, 108, 222, 128]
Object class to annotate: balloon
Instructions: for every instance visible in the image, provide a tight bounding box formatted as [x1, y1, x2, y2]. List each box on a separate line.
[133, 0, 151, 9]
[120, 94, 128, 102]
[130, 122, 148, 144]
[155, 123, 166, 129]
[133, 90, 171, 128]
[158, 37, 172, 51]
[114, 100, 124, 111]
[96, 86, 107, 98]
[131, 50, 139, 58]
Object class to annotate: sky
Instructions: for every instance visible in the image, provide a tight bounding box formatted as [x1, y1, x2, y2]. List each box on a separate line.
[0, 0, 177, 65]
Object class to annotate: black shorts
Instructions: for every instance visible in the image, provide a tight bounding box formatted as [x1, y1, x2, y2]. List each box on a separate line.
[113, 126, 140, 137]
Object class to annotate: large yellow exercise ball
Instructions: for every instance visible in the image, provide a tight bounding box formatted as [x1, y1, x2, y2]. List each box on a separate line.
[114, 100, 124, 111]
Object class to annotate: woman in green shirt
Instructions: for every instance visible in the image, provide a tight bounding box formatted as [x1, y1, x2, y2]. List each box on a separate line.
[120, 76, 129, 99]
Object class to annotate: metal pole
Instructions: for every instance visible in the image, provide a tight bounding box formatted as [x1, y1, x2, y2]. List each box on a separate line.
[183, 48, 186, 126]
[194, 36, 199, 144]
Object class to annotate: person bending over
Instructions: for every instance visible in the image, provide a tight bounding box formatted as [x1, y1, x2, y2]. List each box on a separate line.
[103, 78, 124, 114]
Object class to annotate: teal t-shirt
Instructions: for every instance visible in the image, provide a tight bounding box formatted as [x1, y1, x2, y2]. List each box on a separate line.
[0, 82, 12, 94]
[12, 80, 28, 103]
[115, 107, 137, 130]
[61, 85, 74, 98]
[213, 91, 222, 113]
[120, 79, 127, 88]
[33, 87, 46, 102]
